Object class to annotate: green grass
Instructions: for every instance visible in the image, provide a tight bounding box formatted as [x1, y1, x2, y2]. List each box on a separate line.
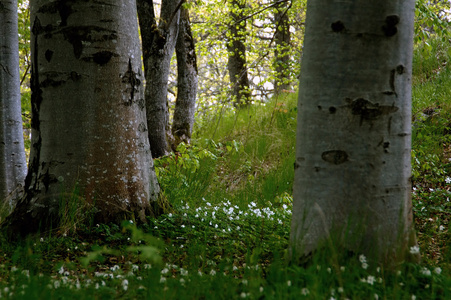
[1, 37, 451, 298]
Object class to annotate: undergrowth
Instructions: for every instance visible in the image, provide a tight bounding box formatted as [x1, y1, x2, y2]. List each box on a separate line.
[0, 37, 451, 298]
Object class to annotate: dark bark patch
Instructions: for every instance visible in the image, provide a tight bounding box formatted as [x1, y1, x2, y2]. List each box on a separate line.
[31, 16, 43, 36]
[92, 51, 115, 65]
[321, 150, 348, 165]
[40, 162, 58, 192]
[38, 1, 73, 27]
[386, 65, 405, 97]
[60, 26, 118, 59]
[383, 141, 390, 153]
[137, 98, 145, 110]
[40, 72, 66, 88]
[382, 15, 399, 37]
[121, 59, 142, 106]
[317, 106, 322, 110]
[345, 98, 398, 124]
[396, 65, 405, 74]
[295, 157, 305, 169]
[43, 25, 55, 39]
[331, 21, 345, 33]
[138, 123, 147, 132]
[70, 71, 81, 81]
[329, 106, 336, 114]
[28, 17, 44, 192]
[45, 49, 54, 62]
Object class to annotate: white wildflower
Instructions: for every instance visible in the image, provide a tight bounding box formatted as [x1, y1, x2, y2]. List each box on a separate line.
[111, 265, 120, 272]
[409, 246, 420, 255]
[420, 267, 431, 276]
[359, 254, 367, 264]
[366, 275, 376, 285]
[434, 267, 442, 275]
[180, 268, 188, 276]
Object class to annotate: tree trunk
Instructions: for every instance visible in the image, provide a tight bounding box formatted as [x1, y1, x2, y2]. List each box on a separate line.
[172, 7, 198, 149]
[141, 0, 180, 158]
[2, 0, 159, 236]
[290, 0, 419, 266]
[273, 0, 291, 94]
[0, 0, 27, 210]
[136, 0, 156, 78]
[227, 0, 251, 108]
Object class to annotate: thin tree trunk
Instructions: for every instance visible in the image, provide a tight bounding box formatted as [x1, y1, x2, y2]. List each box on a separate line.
[290, 0, 419, 266]
[172, 7, 198, 149]
[3, 0, 159, 236]
[0, 0, 27, 210]
[273, 0, 291, 94]
[227, 0, 251, 108]
[136, 0, 156, 78]
[142, 0, 180, 158]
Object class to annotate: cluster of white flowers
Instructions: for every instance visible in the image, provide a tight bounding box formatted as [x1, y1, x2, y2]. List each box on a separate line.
[359, 254, 368, 270]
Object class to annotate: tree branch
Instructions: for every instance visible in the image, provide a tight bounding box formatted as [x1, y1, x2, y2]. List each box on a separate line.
[166, 0, 185, 31]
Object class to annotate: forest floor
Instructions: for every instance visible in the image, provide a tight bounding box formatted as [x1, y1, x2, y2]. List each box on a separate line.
[0, 39, 450, 299]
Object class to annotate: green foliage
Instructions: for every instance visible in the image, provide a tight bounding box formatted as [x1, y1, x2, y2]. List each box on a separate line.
[415, 0, 450, 46]
[80, 221, 162, 267]
[18, 0, 31, 159]
[412, 34, 451, 85]
[189, 0, 306, 113]
[411, 38, 451, 184]
[154, 142, 220, 206]
[410, 36, 451, 267]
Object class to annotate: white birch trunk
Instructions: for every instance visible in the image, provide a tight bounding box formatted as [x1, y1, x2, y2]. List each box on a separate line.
[3, 0, 159, 235]
[0, 0, 27, 210]
[290, 0, 419, 265]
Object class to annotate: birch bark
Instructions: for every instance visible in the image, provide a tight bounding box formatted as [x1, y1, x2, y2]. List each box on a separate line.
[0, 0, 27, 210]
[290, 0, 419, 265]
[3, 0, 159, 235]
